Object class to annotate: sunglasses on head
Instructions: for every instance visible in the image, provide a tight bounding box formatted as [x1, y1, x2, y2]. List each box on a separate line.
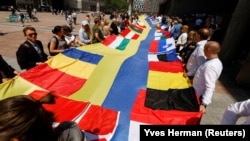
[28, 33, 38, 37]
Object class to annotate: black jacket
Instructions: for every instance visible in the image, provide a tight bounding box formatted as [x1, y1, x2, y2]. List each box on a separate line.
[16, 40, 48, 70]
[0, 55, 16, 83]
[110, 22, 119, 35]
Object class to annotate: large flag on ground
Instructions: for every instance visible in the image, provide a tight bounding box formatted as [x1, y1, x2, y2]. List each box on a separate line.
[146, 61, 200, 111]
[0, 15, 203, 141]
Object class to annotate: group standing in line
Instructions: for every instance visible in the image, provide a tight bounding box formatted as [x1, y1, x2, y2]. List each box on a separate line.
[3, 11, 246, 127]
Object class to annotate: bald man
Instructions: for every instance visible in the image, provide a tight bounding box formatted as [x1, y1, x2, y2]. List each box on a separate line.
[192, 41, 223, 113]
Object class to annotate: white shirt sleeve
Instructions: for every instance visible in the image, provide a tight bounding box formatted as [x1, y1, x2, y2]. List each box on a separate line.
[186, 40, 207, 76]
[201, 64, 220, 105]
[221, 99, 250, 124]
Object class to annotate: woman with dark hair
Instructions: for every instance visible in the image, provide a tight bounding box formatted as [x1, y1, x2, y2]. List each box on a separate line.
[179, 30, 197, 64]
[48, 25, 68, 56]
[0, 92, 87, 141]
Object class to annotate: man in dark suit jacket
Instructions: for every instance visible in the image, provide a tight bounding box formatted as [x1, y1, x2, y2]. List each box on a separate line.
[16, 27, 48, 70]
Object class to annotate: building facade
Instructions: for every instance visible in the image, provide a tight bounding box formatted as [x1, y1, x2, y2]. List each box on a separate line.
[64, 0, 104, 12]
[132, 0, 144, 12]
[6, 0, 104, 12]
[143, 0, 163, 14]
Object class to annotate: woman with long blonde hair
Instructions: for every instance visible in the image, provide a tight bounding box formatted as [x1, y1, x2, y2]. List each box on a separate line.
[180, 30, 197, 64]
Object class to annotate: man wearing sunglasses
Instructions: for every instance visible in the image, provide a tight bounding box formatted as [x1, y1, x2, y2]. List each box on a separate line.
[16, 27, 49, 70]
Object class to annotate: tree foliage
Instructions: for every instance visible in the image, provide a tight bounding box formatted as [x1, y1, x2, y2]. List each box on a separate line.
[103, 0, 128, 13]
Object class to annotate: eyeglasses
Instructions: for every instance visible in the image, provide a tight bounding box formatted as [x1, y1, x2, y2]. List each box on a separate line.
[28, 33, 38, 37]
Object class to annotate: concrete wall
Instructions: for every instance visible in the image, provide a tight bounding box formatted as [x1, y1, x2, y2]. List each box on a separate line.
[161, 0, 238, 15]
[223, 0, 250, 87]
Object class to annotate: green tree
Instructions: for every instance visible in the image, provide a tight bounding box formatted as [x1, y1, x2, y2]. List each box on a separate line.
[103, 0, 128, 13]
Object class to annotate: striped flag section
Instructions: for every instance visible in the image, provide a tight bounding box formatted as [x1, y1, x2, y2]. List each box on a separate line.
[144, 87, 200, 111]
[160, 24, 168, 30]
[154, 35, 166, 40]
[20, 48, 103, 96]
[129, 24, 144, 33]
[148, 37, 179, 62]
[29, 90, 90, 122]
[154, 29, 171, 39]
[128, 58, 202, 140]
[29, 90, 120, 141]
[148, 52, 179, 62]
[131, 89, 201, 123]
[129, 89, 202, 141]
[20, 63, 87, 96]
[149, 61, 184, 73]
[150, 18, 160, 25]
[76, 104, 120, 141]
[154, 31, 163, 37]
[137, 21, 146, 28]
[120, 28, 139, 39]
[147, 70, 190, 90]
[102, 35, 130, 50]
[149, 37, 176, 53]
[160, 29, 171, 38]
[147, 58, 191, 90]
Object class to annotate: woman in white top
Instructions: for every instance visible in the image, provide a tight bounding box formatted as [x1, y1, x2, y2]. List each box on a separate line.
[176, 25, 189, 53]
[62, 25, 85, 47]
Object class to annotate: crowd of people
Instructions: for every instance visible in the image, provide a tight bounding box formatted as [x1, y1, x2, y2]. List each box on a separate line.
[153, 13, 250, 122]
[1, 10, 250, 141]
[150, 13, 231, 114]
[3, 10, 138, 75]
[10, 5, 39, 26]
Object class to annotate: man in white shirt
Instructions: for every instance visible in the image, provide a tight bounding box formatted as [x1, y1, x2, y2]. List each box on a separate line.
[185, 28, 210, 78]
[192, 41, 223, 113]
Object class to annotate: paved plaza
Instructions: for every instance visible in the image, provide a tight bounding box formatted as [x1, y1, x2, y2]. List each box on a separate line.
[0, 11, 250, 124]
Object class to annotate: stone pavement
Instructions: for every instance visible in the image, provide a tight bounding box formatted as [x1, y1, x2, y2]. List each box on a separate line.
[0, 11, 250, 124]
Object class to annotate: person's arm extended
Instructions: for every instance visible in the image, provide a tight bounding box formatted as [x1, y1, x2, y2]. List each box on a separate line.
[221, 99, 250, 124]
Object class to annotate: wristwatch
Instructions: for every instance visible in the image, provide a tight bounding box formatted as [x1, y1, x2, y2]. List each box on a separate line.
[201, 103, 207, 108]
